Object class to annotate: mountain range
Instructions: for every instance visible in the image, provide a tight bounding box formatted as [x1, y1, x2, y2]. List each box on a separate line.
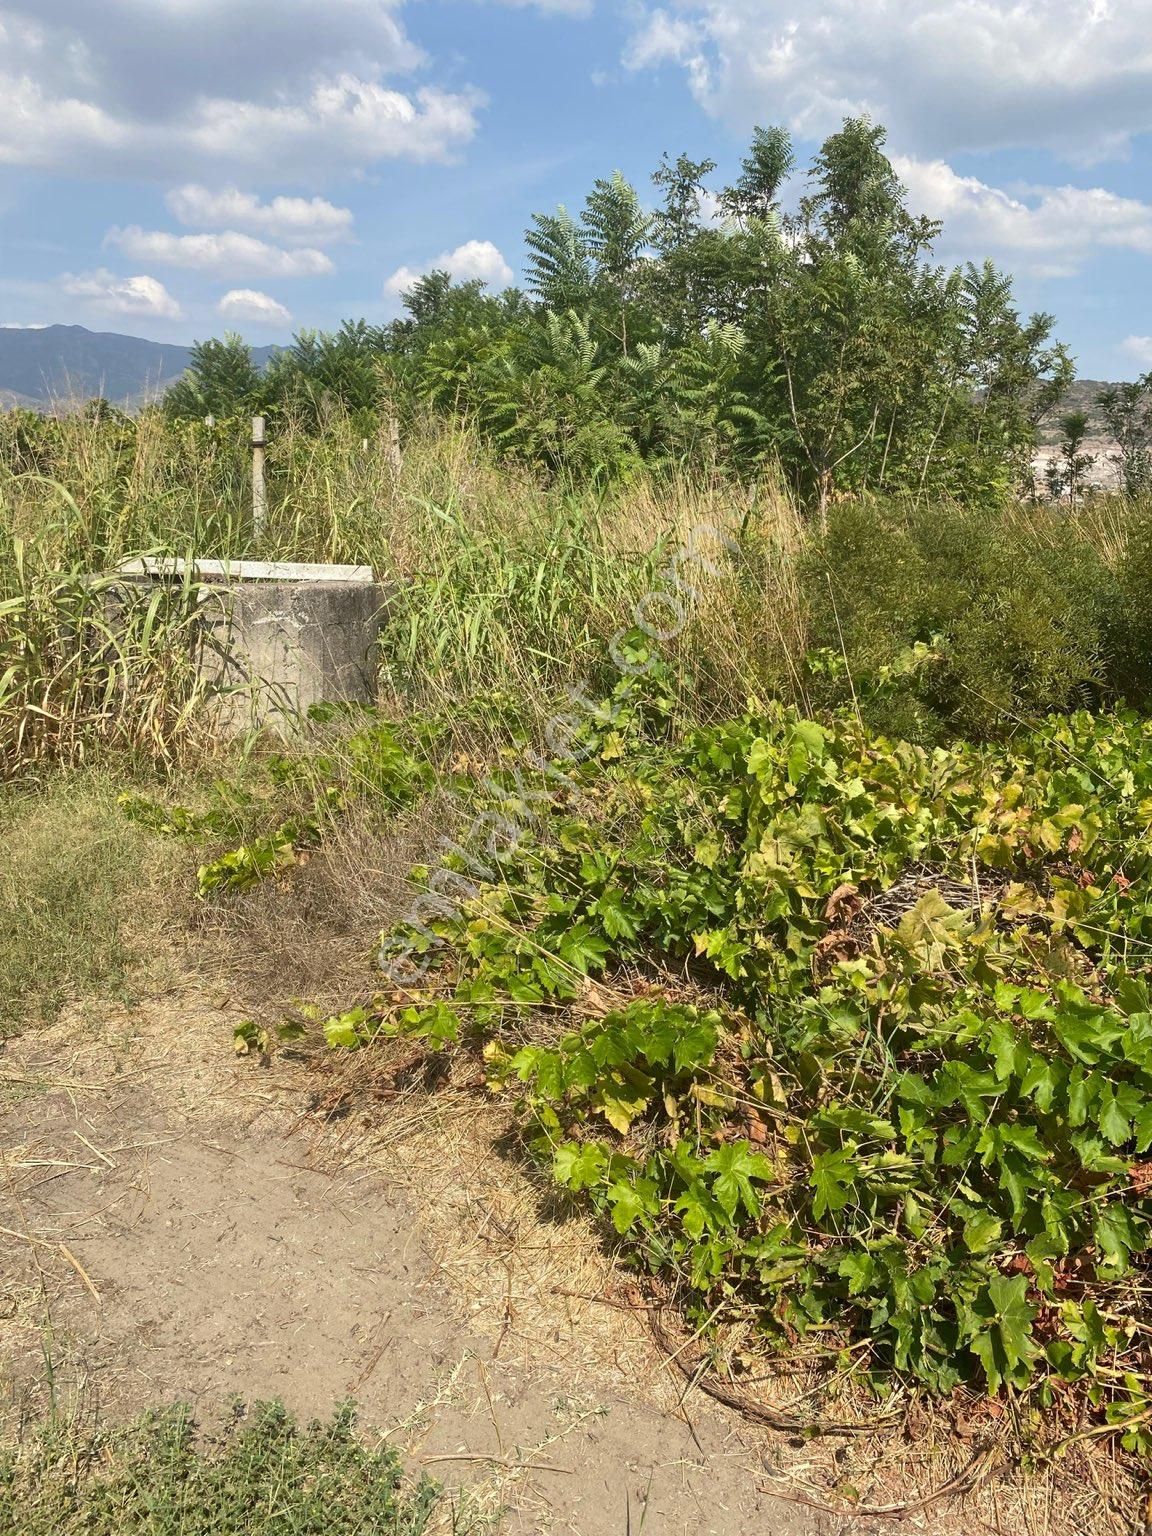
[0, 325, 277, 410]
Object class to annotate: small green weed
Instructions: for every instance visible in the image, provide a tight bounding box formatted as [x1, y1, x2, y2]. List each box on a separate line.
[120, 714, 439, 898]
[0, 1401, 453, 1536]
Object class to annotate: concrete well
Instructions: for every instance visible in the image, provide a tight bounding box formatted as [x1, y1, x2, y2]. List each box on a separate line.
[115, 558, 389, 730]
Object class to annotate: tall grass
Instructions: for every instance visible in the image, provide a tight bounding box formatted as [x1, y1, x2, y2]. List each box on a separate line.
[0, 522, 218, 778]
[0, 409, 808, 772]
[5, 401, 1152, 776]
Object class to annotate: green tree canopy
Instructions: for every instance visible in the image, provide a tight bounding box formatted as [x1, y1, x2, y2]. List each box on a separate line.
[165, 117, 1073, 511]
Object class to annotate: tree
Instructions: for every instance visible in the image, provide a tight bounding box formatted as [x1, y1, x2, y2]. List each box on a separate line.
[266, 321, 388, 428]
[1047, 410, 1097, 506]
[524, 208, 594, 312]
[1097, 378, 1152, 496]
[164, 117, 1072, 509]
[651, 152, 717, 252]
[582, 171, 650, 291]
[164, 334, 267, 421]
[798, 118, 937, 259]
[720, 126, 794, 226]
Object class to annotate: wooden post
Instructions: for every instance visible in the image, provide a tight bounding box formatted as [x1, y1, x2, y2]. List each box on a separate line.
[383, 415, 403, 480]
[251, 416, 268, 541]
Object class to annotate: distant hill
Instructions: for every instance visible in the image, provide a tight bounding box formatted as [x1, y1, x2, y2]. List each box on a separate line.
[0, 325, 278, 410]
[1035, 379, 1117, 446]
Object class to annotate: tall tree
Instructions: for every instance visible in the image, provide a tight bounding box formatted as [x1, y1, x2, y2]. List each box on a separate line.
[720, 125, 794, 226]
[164, 335, 267, 421]
[1097, 379, 1152, 496]
[524, 208, 595, 312]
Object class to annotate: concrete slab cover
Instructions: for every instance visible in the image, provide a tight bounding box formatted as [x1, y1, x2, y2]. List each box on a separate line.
[118, 557, 375, 584]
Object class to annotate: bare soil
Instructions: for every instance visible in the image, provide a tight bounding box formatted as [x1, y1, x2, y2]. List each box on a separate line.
[0, 991, 820, 1535]
[0, 986, 1136, 1536]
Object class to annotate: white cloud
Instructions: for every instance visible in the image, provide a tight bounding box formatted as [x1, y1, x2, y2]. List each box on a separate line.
[385, 239, 514, 297]
[218, 289, 293, 326]
[1121, 337, 1152, 368]
[167, 186, 353, 245]
[185, 79, 483, 177]
[622, 2, 1152, 161]
[894, 156, 1152, 277]
[59, 269, 183, 320]
[0, 4, 480, 178]
[106, 227, 333, 278]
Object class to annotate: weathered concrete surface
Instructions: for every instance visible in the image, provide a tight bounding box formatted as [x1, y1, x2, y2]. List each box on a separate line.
[113, 558, 389, 729]
[119, 557, 375, 585]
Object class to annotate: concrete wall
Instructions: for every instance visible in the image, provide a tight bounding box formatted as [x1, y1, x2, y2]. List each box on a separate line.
[113, 560, 390, 730]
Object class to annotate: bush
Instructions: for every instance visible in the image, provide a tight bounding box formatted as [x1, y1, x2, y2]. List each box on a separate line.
[800, 500, 1120, 741]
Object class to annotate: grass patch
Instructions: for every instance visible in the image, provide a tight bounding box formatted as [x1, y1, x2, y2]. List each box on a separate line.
[0, 775, 195, 1034]
[0, 1401, 459, 1536]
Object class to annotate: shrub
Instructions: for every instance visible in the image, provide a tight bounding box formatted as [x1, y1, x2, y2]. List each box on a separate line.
[800, 500, 1120, 741]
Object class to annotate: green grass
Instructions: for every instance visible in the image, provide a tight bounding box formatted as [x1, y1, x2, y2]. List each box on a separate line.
[0, 1401, 465, 1536]
[0, 775, 195, 1034]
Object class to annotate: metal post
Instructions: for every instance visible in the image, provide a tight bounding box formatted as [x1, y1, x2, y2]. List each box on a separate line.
[251, 415, 268, 541]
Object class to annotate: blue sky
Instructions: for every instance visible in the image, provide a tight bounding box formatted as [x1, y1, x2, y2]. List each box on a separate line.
[2, 0, 1151, 379]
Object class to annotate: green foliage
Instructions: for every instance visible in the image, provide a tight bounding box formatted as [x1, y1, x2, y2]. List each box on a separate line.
[1046, 410, 1097, 505]
[266, 322, 389, 433]
[719, 126, 794, 226]
[158, 117, 1070, 508]
[163, 334, 271, 422]
[197, 825, 302, 896]
[524, 207, 595, 313]
[801, 499, 1119, 741]
[1106, 503, 1152, 709]
[1097, 377, 1152, 497]
[349, 689, 1152, 1435]
[0, 538, 216, 778]
[125, 715, 438, 899]
[0, 1401, 447, 1536]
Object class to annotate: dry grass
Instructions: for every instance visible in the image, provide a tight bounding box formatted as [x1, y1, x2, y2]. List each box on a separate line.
[0, 774, 197, 1035]
[2, 411, 811, 756]
[190, 795, 447, 1019]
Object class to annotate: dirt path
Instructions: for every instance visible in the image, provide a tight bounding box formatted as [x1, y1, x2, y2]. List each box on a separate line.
[0, 992, 827, 1536]
[2, 987, 1121, 1535]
